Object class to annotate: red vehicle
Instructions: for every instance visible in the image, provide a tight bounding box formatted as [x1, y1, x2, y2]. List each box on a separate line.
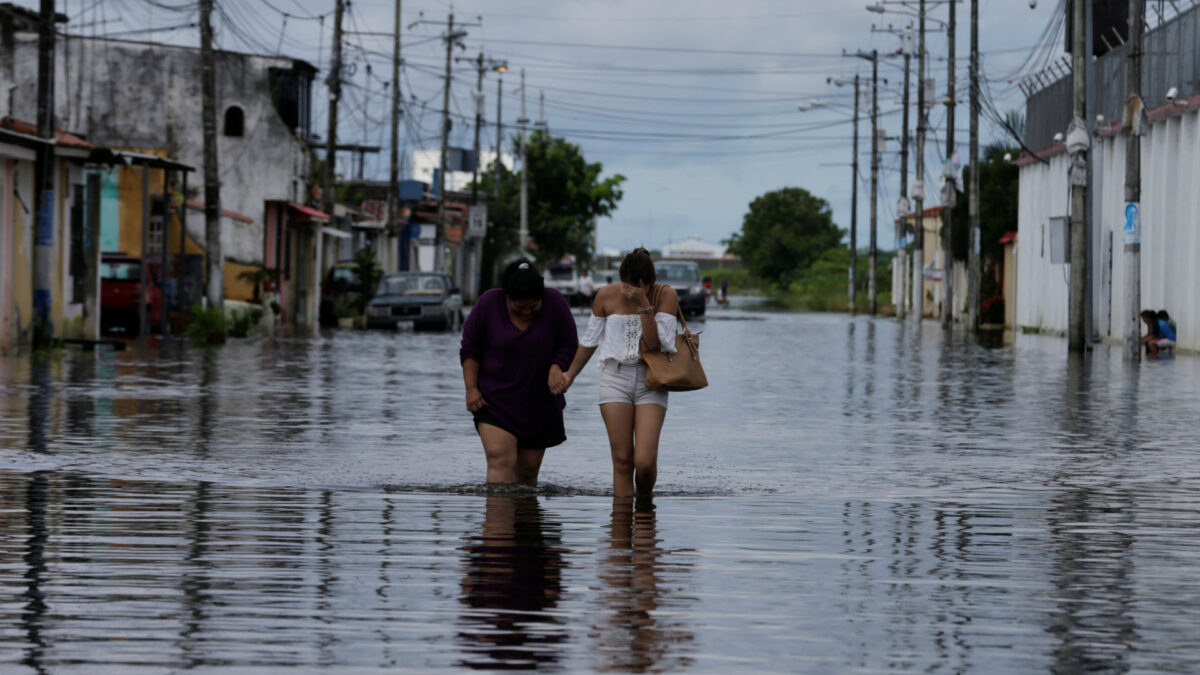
[101, 255, 163, 336]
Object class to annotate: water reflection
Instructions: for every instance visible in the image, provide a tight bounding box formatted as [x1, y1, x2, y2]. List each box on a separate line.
[21, 471, 49, 675]
[593, 496, 694, 672]
[457, 496, 567, 669]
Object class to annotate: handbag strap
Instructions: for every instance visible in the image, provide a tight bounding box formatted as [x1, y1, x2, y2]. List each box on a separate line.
[647, 283, 695, 335]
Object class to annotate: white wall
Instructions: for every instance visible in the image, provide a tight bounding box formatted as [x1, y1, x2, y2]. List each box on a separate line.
[1017, 106, 1200, 348]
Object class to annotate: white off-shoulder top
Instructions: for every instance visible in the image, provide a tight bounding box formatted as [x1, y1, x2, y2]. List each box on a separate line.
[580, 311, 678, 366]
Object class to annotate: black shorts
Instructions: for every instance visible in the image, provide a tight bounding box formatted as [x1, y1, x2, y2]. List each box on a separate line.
[472, 406, 567, 450]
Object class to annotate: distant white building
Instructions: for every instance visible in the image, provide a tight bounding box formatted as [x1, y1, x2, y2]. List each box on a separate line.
[412, 149, 515, 193]
[661, 235, 726, 260]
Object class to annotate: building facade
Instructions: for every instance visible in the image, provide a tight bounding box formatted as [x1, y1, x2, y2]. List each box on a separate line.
[1016, 4, 1200, 350]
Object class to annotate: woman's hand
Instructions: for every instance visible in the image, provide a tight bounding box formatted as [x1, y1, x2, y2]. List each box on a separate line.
[548, 364, 570, 395]
[465, 386, 486, 412]
[621, 281, 650, 309]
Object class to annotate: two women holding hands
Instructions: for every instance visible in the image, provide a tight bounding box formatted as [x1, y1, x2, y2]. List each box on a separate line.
[460, 249, 679, 496]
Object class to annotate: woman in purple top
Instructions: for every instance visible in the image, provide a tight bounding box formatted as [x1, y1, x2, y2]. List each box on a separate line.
[460, 259, 578, 486]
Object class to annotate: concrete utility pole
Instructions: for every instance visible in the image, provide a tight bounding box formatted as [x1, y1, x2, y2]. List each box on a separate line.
[494, 75, 502, 197]
[967, 0, 980, 331]
[898, 28, 911, 320]
[435, 12, 456, 274]
[387, 0, 401, 274]
[32, 0, 55, 347]
[471, 53, 485, 203]
[869, 51, 880, 315]
[1067, 0, 1088, 352]
[941, 0, 956, 328]
[849, 75, 861, 314]
[323, 0, 345, 220]
[1123, 0, 1144, 361]
[199, 0, 224, 311]
[911, 0, 927, 323]
[518, 68, 529, 250]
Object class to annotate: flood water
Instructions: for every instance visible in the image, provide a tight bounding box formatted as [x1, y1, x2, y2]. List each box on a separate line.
[3, 301, 1200, 672]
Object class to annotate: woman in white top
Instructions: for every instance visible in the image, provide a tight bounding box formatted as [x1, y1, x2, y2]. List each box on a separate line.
[563, 248, 679, 497]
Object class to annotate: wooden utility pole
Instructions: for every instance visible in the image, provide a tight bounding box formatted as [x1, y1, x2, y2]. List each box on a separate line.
[967, 0, 980, 330]
[1123, 0, 1144, 360]
[1068, 0, 1088, 352]
[32, 0, 56, 347]
[911, 0, 927, 323]
[941, 0, 956, 328]
[199, 0, 223, 311]
[869, 51, 880, 315]
[323, 0, 345, 221]
[387, 0, 401, 273]
[435, 12, 455, 274]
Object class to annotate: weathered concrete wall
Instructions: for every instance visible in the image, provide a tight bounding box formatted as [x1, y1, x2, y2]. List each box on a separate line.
[1, 34, 312, 267]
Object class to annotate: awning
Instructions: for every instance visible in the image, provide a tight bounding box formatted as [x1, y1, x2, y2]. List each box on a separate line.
[320, 226, 351, 239]
[289, 202, 331, 222]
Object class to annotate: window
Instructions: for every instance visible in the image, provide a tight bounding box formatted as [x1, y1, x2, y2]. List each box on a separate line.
[224, 106, 245, 137]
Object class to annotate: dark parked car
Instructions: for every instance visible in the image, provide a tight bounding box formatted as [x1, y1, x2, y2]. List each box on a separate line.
[655, 260, 706, 317]
[101, 255, 163, 336]
[366, 272, 463, 330]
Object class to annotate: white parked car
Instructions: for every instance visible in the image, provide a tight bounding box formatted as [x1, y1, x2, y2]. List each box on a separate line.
[544, 259, 593, 306]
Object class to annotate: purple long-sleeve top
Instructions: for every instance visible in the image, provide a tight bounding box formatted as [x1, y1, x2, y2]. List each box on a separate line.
[460, 288, 578, 438]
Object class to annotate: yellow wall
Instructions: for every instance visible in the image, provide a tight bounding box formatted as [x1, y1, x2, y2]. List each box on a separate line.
[9, 160, 33, 346]
[224, 261, 258, 303]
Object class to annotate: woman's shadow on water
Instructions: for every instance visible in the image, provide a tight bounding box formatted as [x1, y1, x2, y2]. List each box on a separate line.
[456, 495, 569, 670]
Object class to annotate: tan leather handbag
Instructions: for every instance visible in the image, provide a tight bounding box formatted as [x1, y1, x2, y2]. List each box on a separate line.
[640, 286, 708, 392]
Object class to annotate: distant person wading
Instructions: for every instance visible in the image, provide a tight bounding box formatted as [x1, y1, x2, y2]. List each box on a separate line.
[460, 260, 578, 486]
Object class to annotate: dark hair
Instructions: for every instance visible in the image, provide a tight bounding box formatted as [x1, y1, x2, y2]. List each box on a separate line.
[1157, 309, 1170, 321]
[618, 247, 657, 286]
[1141, 310, 1157, 321]
[501, 258, 544, 301]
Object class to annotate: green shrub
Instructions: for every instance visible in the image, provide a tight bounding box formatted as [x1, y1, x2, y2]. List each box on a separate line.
[228, 308, 264, 338]
[184, 304, 227, 342]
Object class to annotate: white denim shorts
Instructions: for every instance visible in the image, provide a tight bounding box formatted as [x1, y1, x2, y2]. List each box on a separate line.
[597, 360, 668, 409]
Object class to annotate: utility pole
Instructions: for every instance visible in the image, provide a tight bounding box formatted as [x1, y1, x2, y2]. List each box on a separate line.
[941, 0, 956, 328]
[518, 68, 529, 250]
[199, 0, 223, 311]
[471, 53, 485, 203]
[1123, 0, 1144, 361]
[898, 28, 912, 320]
[387, 0, 401, 274]
[849, 75, 861, 314]
[967, 0, 980, 330]
[1067, 0, 1088, 352]
[435, 12, 456, 274]
[32, 0, 55, 347]
[323, 0, 344, 221]
[911, 0, 927, 323]
[494, 75, 502, 197]
[869, 51, 880, 315]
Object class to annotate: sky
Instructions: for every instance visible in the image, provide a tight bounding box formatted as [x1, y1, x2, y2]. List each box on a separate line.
[58, 0, 1073, 254]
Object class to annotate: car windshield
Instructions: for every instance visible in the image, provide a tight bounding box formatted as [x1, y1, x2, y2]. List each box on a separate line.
[655, 263, 700, 283]
[549, 263, 576, 281]
[329, 266, 358, 284]
[101, 261, 140, 281]
[378, 274, 446, 295]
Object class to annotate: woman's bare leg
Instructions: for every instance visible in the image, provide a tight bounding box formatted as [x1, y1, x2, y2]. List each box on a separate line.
[601, 403, 636, 497]
[632, 404, 667, 495]
[515, 448, 546, 487]
[478, 423, 519, 484]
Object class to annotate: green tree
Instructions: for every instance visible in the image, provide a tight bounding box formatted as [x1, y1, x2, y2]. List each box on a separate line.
[473, 130, 625, 285]
[950, 143, 1019, 265]
[724, 187, 844, 287]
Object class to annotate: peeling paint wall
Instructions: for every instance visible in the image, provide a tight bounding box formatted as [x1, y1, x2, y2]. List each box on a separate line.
[1, 34, 313, 269]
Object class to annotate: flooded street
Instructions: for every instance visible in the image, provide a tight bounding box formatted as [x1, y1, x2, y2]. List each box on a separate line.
[3, 303, 1200, 672]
